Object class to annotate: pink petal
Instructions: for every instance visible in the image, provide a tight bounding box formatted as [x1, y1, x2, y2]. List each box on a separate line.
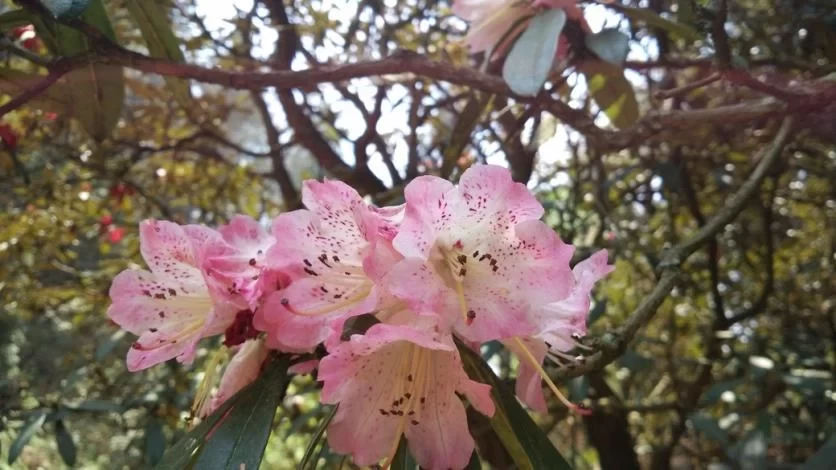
[393, 175, 455, 260]
[268, 209, 368, 275]
[108, 266, 239, 371]
[301, 178, 365, 216]
[455, 1, 531, 54]
[503, 337, 549, 412]
[318, 319, 492, 469]
[532, 249, 613, 343]
[457, 164, 544, 226]
[256, 282, 378, 350]
[202, 338, 269, 417]
[385, 258, 453, 317]
[203, 216, 277, 309]
[368, 203, 405, 241]
[139, 220, 203, 282]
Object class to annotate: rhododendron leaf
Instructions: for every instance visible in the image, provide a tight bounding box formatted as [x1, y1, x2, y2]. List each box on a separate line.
[0, 9, 38, 33]
[39, 0, 125, 140]
[803, 434, 836, 470]
[42, 0, 90, 20]
[7, 410, 46, 465]
[459, 344, 571, 470]
[54, 420, 77, 466]
[156, 355, 290, 470]
[613, 4, 703, 44]
[144, 419, 166, 466]
[584, 28, 631, 66]
[578, 60, 639, 129]
[391, 437, 418, 470]
[502, 8, 566, 96]
[124, 0, 192, 108]
[299, 405, 338, 470]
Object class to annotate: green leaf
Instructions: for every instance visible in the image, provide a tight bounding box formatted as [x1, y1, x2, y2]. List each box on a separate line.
[144, 419, 166, 466]
[465, 451, 482, 469]
[801, 435, 836, 470]
[0, 9, 38, 31]
[0, 68, 70, 114]
[299, 405, 337, 470]
[688, 412, 728, 443]
[42, 0, 91, 20]
[502, 8, 566, 96]
[69, 399, 125, 413]
[700, 378, 745, 405]
[579, 60, 639, 129]
[587, 298, 607, 325]
[585, 28, 630, 66]
[155, 355, 290, 470]
[612, 5, 703, 44]
[54, 420, 77, 466]
[617, 350, 654, 372]
[124, 0, 192, 106]
[8, 409, 47, 465]
[391, 437, 418, 470]
[460, 344, 571, 470]
[31, 0, 125, 140]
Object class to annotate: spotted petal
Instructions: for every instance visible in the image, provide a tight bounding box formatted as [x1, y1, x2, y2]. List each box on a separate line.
[318, 317, 494, 469]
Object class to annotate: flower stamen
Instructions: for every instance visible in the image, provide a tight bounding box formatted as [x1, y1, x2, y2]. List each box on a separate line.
[189, 346, 228, 425]
[281, 284, 373, 317]
[513, 337, 591, 415]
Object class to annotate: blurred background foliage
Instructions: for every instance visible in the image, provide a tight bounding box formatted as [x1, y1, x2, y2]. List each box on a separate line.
[0, 0, 834, 468]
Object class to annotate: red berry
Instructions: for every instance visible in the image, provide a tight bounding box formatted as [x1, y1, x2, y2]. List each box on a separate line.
[0, 124, 18, 150]
[108, 226, 125, 244]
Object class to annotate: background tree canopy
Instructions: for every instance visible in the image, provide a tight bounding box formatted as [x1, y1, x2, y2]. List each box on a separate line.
[0, 0, 834, 468]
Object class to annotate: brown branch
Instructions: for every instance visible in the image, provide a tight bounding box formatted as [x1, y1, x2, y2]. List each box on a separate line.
[554, 116, 796, 380]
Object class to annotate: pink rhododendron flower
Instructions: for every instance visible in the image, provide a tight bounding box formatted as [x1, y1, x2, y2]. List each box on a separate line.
[453, 0, 586, 59]
[203, 215, 284, 310]
[318, 315, 495, 469]
[509, 250, 613, 411]
[108, 220, 245, 371]
[198, 337, 269, 417]
[257, 180, 397, 350]
[388, 164, 575, 343]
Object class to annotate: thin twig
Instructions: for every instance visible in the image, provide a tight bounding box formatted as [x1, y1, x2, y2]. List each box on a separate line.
[554, 117, 796, 380]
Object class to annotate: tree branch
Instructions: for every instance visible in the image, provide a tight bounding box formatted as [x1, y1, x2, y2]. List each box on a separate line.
[554, 117, 796, 380]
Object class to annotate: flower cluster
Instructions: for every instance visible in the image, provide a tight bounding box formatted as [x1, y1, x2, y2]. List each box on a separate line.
[108, 165, 612, 469]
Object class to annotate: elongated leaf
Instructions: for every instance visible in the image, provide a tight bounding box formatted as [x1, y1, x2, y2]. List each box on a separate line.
[688, 412, 728, 442]
[191, 357, 289, 469]
[155, 355, 291, 470]
[299, 405, 338, 470]
[391, 437, 418, 470]
[465, 451, 482, 469]
[0, 9, 37, 31]
[502, 8, 566, 96]
[42, 0, 91, 20]
[585, 28, 631, 66]
[54, 420, 77, 466]
[69, 399, 125, 413]
[802, 435, 836, 470]
[579, 60, 639, 129]
[8, 409, 47, 465]
[611, 4, 703, 44]
[144, 419, 166, 466]
[0, 68, 70, 113]
[31, 0, 124, 140]
[460, 344, 571, 470]
[123, 0, 191, 106]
